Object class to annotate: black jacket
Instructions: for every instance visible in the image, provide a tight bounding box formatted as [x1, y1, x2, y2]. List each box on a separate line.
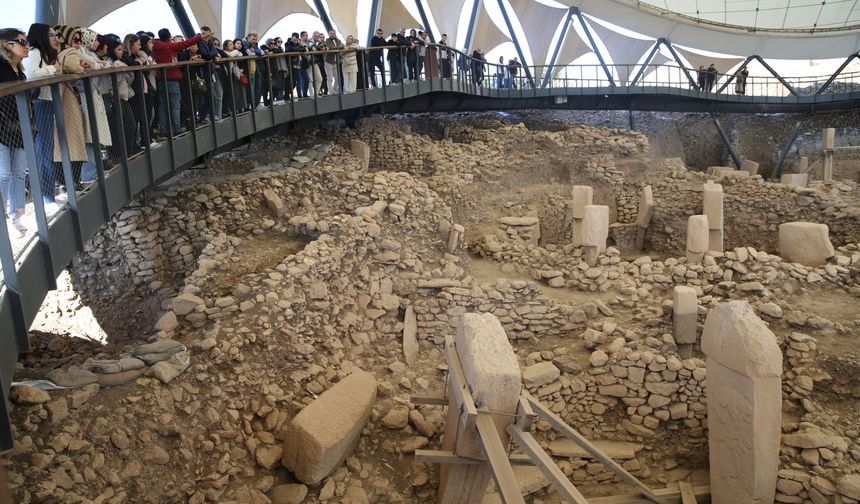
[369, 36, 387, 61]
[0, 59, 27, 149]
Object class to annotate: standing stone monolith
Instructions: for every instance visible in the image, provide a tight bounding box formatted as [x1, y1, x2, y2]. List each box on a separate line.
[686, 215, 709, 265]
[581, 204, 609, 266]
[702, 182, 724, 252]
[778, 222, 835, 266]
[672, 286, 698, 358]
[350, 139, 370, 171]
[635, 185, 653, 251]
[822, 128, 835, 183]
[571, 185, 593, 246]
[702, 301, 782, 504]
[447, 224, 464, 254]
[438, 313, 521, 504]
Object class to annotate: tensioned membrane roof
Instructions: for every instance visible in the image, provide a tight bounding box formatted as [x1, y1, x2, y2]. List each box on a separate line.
[623, 0, 860, 32]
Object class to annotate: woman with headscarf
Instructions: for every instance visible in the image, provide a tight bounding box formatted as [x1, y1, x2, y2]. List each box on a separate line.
[225, 40, 247, 112]
[52, 25, 89, 191]
[0, 28, 30, 235]
[75, 28, 112, 157]
[25, 23, 62, 213]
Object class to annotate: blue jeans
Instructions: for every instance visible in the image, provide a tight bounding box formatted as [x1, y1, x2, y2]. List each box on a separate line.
[0, 144, 27, 215]
[33, 99, 57, 203]
[159, 80, 181, 133]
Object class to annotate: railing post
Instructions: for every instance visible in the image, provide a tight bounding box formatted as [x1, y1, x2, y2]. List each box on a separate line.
[184, 64, 200, 156]
[49, 83, 82, 249]
[205, 62, 218, 146]
[160, 67, 177, 169]
[107, 74, 132, 203]
[133, 69, 155, 185]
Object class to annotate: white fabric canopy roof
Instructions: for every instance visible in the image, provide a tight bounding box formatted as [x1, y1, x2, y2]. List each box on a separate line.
[508, 0, 566, 68]
[62, 0, 135, 28]
[471, 0, 510, 52]
[188, 0, 223, 38]
[328, 0, 359, 39]
[426, 0, 467, 43]
[378, 0, 422, 35]
[585, 16, 654, 85]
[560, 0, 860, 58]
[673, 45, 745, 76]
[245, 0, 315, 38]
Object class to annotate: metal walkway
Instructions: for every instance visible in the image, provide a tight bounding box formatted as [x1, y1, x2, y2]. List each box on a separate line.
[1, 48, 859, 449]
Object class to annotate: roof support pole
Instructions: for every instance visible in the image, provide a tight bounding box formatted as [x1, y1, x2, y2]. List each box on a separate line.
[496, 0, 534, 89]
[414, 0, 436, 43]
[312, 0, 335, 33]
[661, 39, 698, 88]
[753, 55, 798, 96]
[711, 113, 741, 169]
[35, 0, 60, 25]
[235, 0, 248, 38]
[628, 40, 661, 87]
[772, 118, 805, 180]
[367, 0, 382, 46]
[816, 52, 860, 95]
[166, 0, 196, 39]
[463, 0, 481, 50]
[572, 8, 615, 87]
[541, 10, 574, 89]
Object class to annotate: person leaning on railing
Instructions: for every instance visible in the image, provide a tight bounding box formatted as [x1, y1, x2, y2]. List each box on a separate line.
[135, 34, 158, 144]
[323, 30, 343, 94]
[152, 28, 205, 135]
[52, 25, 89, 192]
[438, 35, 452, 79]
[0, 28, 30, 236]
[342, 35, 361, 94]
[368, 28, 386, 88]
[386, 33, 403, 85]
[24, 23, 63, 214]
[105, 37, 138, 159]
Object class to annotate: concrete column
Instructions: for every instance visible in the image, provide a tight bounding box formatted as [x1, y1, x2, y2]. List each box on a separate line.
[438, 313, 521, 504]
[570, 185, 593, 246]
[635, 185, 653, 251]
[702, 182, 724, 252]
[686, 215, 709, 265]
[702, 301, 782, 504]
[581, 204, 608, 266]
[672, 286, 697, 358]
[822, 128, 835, 183]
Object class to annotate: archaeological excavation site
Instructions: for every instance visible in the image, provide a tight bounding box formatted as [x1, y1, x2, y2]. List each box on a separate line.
[2, 109, 860, 504]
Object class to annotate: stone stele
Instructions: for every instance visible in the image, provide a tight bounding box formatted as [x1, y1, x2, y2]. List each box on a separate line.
[778, 222, 835, 266]
[281, 370, 377, 484]
[702, 301, 782, 504]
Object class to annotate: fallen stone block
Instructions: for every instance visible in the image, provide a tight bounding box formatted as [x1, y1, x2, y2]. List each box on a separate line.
[499, 216, 539, 227]
[172, 292, 205, 316]
[263, 189, 285, 218]
[282, 370, 377, 484]
[778, 222, 835, 266]
[547, 439, 643, 459]
[635, 185, 653, 228]
[522, 362, 560, 388]
[740, 159, 760, 176]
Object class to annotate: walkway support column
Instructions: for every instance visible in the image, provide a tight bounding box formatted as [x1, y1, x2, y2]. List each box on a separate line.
[166, 0, 196, 39]
[415, 0, 435, 43]
[35, 0, 60, 25]
[367, 0, 382, 48]
[235, 0, 248, 38]
[463, 0, 481, 50]
[312, 0, 335, 33]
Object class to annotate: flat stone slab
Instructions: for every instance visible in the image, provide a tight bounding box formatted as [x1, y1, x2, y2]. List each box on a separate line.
[282, 370, 377, 485]
[779, 222, 835, 266]
[547, 439, 643, 460]
[522, 362, 560, 388]
[499, 216, 539, 227]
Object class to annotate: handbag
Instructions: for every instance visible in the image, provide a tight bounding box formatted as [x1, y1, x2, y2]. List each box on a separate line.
[239, 73, 249, 86]
[194, 75, 208, 94]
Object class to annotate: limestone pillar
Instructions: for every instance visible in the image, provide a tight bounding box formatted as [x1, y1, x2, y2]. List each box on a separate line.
[778, 222, 835, 266]
[635, 185, 653, 251]
[438, 313, 521, 504]
[702, 301, 782, 504]
[672, 286, 697, 358]
[686, 215, 709, 265]
[822, 128, 835, 183]
[740, 159, 759, 176]
[581, 204, 609, 266]
[780, 173, 808, 187]
[350, 139, 370, 171]
[702, 182, 724, 252]
[798, 156, 808, 174]
[571, 185, 593, 246]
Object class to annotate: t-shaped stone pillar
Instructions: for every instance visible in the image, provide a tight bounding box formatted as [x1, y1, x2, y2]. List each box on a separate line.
[581, 204, 609, 266]
[702, 301, 782, 504]
[672, 286, 698, 358]
[702, 182, 724, 252]
[635, 185, 654, 252]
[570, 185, 593, 247]
[438, 313, 521, 504]
[686, 215, 709, 265]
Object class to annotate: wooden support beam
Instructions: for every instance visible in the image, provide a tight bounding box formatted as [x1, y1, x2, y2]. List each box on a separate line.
[516, 394, 536, 433]
[588, 486, 709, 504]
[444, 335, 478, 432]
[507, 425, 590, 504]
[416, 449, 533, 466]
[475, 414, 526, 504]
[677, 482, 697, 504]
[410, 395, 448, 406]
[525, 394, 667, 504]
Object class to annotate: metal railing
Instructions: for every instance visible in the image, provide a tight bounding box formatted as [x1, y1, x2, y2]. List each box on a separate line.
[0, 43, 858, 449]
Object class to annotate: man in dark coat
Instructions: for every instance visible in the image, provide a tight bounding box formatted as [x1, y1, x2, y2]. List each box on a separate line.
[369, 28, 387, 87]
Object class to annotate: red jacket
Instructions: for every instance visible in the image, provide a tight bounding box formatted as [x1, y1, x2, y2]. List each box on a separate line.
[152, 34, 203, 81]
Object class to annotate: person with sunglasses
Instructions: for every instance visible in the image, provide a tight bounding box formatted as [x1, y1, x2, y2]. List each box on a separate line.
[0, 28, 30, 235]
[368, 28, 386, 88]
[51, 26, 90, 192]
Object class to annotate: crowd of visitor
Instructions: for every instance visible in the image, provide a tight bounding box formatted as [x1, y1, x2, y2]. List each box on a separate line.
[0, 19, 746, 239]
